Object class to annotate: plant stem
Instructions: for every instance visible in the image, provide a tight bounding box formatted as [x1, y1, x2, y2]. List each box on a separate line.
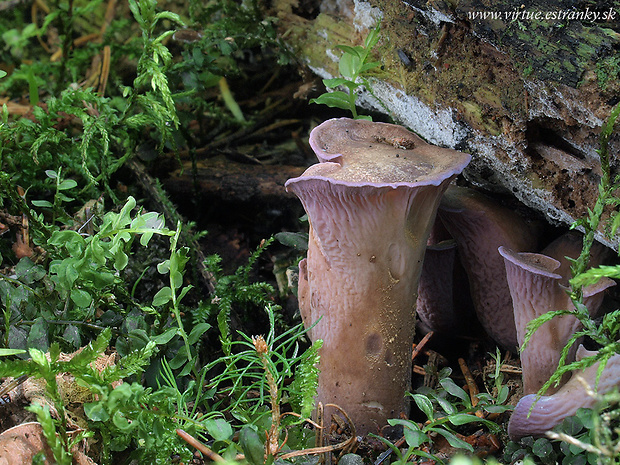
[253, 335, 281, 460]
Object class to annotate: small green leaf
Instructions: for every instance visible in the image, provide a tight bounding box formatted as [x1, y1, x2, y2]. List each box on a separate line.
[157, 260, 171, 274]
[31, 200, 53, 208]
[339, 52, 361, 79]
[170, 269, 183, 289]
[483, 404, 512, 414]
[153, 10, 184, 26]
[364, 25, 380, 49]
[29, 347, 49, 367]
[431, 392, 457, 415]
[114, 249, 129, 271]
[188, 322, 211, 344]
[440, 378, 471, 405]
[336, 44, 364, 58]
[411, 393, 434, 421]
[322, 77, 354, 88]
[84, 402, 110, 422]
[112, 410, 134, 432]
[447, 413, 482, 425]
[62, 325, 81, 349]
[15, 258, 46, 284]
[151, 327, 178, 345]
[496, 384, 510, 404]
[431, 428, 474, 452]
[177, 285, 192, 302]
[240, 426, 264, 465]
[139, 231, 153, 246]
[204, 418, 233, 441]
[71, 288, 92, 308]
[359, 61, 381, 73]
[152, 286, 172, 306]
[0, 348, 27, 356]
[27, 318, 49, 352]
[56, 193, 73, 203]
[57, 179, 77, 190]
[532, 437, 554, 458]
[310, 91, 352, 111]
[403, 425, 426, 448]
[168, 345, 190, 369]
[575, 408, 594, 429]
[274, 232, 308, 250]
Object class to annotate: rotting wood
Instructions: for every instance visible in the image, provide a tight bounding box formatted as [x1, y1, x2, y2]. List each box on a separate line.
[162, 155, 305, 204]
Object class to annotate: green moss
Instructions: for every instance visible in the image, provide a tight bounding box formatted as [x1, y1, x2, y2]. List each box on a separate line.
[596, 55, 620, 90]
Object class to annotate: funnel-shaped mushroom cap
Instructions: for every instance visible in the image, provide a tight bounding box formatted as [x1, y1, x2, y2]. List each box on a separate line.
[286, 118, 471, 434]
[438, 186, 538, 351]
[297, 118, 472, 186]
[508, 346, 620, 440]
[500, 246, 615, 395]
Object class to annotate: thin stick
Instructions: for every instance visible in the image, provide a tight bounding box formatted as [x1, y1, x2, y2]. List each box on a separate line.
[412, 331, 434, 362]
[278, 404, 358, 461]
[325, 403, 357, 443]
[458, 358, 479, 407]
[97, 45, 111, 96]
[316, 402, 324, 465]
[176, 429, 225, 462]
[413, 365, 426, 376]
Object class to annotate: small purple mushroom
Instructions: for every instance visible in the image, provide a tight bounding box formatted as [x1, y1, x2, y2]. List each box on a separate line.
[542, 231, 613, 284]
[509, 345, 620, 440]
[438, 186, 539, 351]
[285, 118, 471, 434]
[416, 239, 460, 334]
[499, 246, 614, 395]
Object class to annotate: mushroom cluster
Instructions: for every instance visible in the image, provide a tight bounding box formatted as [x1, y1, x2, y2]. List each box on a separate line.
[433, 187, 617, 437]
[286, 118, 617, 440]
[286, 118, 471, 434]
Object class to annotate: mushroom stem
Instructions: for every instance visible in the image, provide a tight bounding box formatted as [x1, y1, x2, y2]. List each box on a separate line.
[416, 239, 459, 334]
[286, 118, 470, 434]
[438, 186, 539, 351]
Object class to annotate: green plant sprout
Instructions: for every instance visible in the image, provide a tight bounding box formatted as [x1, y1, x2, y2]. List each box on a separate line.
[372, 362, 510, 465]
[310, 25, 382, 120]
[30, 169, 78, 225]
[0, 328, 155, 463]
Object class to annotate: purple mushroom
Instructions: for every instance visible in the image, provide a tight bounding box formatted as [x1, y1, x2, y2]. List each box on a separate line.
[509, 345, 620, 440]
[499, 246, 614, 395]
[285, 118, 471, 434]
[542, 231, 613, 284]
[438, 186, 539, 351]
[416, 239, 461, 334]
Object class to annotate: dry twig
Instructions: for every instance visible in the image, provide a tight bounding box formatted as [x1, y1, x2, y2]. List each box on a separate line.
[176, 429, 226, 462]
